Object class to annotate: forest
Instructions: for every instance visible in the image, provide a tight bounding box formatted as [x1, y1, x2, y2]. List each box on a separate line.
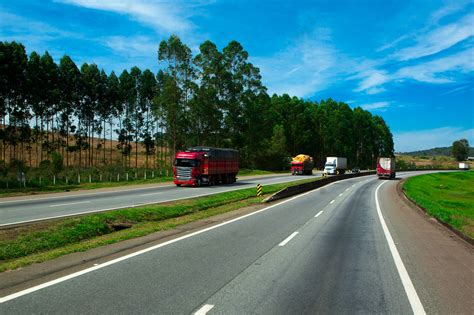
[0, 35, 394, 181]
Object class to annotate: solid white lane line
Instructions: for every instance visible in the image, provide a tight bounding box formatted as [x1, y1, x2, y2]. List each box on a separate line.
[375, 181, 425, 315]
[314, 210, 323, 218]
[338, 193, 343, 197]
[330, 200, 335, 204]
[194, 304, 214, 315]
[0, 181, 342, 304]
[279, 232, 299, 247]
[49, 201, 90, 208]
[139, 192, 163, 197]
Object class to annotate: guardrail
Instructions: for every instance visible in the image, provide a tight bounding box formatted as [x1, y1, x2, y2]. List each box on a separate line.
[264, 171, 376, 202]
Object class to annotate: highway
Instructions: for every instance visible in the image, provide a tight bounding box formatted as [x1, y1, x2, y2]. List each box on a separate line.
[0, 173, 318, 226]
[0, 172, 472, 314]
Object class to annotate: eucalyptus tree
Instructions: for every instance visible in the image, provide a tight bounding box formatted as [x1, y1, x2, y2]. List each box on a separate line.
[157, 35, 195, 160]
[118, 69, 134, 167]
[130, 66, 143, 168]
[106, 71, 120, 164]
[58, 55, 81, 166]
[372, 115, 394, 161]
[192, 40, 225, 146]
[95, 69, 111, 165]
[39, 51, 60, 159]
[2, 42, 29, 162]
[140, 69, 156, 168]
[222, 40, 265, 150]
[26, 51, 44, 165]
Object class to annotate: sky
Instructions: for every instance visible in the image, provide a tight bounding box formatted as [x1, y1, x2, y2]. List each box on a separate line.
[1, 0, 473, 152]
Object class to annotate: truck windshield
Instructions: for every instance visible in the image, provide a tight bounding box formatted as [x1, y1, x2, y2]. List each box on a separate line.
[325, 163, 335, 167]
[175, 159, 200, 167]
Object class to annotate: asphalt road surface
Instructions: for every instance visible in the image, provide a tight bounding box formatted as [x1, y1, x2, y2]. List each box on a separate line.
[1, 172, 472, 314]
[0, 173, 319, 226]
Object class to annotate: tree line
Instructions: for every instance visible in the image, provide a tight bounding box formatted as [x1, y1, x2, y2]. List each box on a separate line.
[0, 36, 394, 173]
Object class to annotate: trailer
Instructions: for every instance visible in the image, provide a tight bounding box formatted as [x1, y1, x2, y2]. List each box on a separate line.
[377, 157, 396, 179]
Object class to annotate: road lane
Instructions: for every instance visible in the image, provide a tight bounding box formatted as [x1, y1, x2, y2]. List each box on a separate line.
[0, 173, 320, 226]
[1, 175, 420, 314]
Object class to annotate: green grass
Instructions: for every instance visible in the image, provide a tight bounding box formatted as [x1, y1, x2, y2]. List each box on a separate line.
[0, 176, 175, 198]
[0, 177, 319, 272]
[403, 171, 474, 239]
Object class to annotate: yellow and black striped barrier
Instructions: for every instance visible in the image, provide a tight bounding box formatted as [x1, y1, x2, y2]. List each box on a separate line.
[256, 184, 263, 196]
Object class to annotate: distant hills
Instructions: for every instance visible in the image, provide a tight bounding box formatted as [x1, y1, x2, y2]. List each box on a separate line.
[399, 146, 474, 156]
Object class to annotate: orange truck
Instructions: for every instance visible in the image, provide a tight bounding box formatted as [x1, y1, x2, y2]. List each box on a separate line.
[291, 154, 313, 175]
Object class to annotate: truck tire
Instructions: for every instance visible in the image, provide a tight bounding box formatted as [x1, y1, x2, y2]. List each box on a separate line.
[196, 178, 202, 187]
[176, 184, 181, 187]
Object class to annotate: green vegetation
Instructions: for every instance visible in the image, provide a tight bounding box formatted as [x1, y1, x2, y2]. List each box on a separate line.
[399, 144, 474, 157]
[403, 172, 474, 239]
[0, 177, 319, 271]
[452, 139, 470, 161]
[1, 38, 393, 191]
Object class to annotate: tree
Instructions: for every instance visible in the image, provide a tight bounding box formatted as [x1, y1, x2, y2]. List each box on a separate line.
[140, 69, 156, 168]
[157, 35, 194, 161]
[58, 55, 81, 166]
[452, 139, 469, 161]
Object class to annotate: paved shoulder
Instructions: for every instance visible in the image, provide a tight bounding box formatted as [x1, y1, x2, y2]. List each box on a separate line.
[378, 177, 474, 314]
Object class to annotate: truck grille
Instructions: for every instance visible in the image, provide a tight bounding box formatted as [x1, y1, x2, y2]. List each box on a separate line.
[176, 166, 192, 179]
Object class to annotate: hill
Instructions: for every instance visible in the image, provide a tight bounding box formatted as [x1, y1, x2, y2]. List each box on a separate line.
[399, 146, 474, 157]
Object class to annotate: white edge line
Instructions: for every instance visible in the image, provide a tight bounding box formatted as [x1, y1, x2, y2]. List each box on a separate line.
[330, 200, 335, 204]
[375, 181, 425, 315]
[278, 232, 299, 247]
[49, 201, 90, 208]
[194, 304, 214, 315]
[314, 210, 324, 218]
[0, 180, 342, 303]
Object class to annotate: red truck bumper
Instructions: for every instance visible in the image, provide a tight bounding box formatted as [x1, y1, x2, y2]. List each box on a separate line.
[173, 178, 198, 186]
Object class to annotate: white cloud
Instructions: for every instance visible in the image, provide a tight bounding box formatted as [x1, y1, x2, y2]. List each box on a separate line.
[395, 47, 474, 83]
[394, 127, 474, 152]
[392, 13, 474, 61]
[360, 101, 391, 111]
[58, 0, 193, 33]
[253, 28, 360, 97]
[354, 70, 390, 93]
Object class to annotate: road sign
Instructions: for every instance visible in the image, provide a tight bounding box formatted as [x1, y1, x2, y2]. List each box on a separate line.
[256, 184, 263, 196]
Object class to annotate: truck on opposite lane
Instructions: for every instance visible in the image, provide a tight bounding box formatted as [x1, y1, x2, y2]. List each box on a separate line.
[173, 147, 239, 187]
[324, 157, 347, 175]
[291, 154, 313, 175]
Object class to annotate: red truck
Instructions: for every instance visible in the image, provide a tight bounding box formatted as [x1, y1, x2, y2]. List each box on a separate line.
[377, 157, 396, 179]
[173, 147, 239, 187]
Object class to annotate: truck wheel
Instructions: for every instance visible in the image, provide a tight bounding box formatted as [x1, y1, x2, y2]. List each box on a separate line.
[176, 184, 181, 187]
[196, 178, 202, 187]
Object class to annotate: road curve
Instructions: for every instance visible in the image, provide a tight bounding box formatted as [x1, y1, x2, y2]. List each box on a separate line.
[0, 172, 472, 314]
[0, 173, 319, 226]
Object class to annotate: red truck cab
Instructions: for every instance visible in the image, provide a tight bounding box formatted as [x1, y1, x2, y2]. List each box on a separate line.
[173, 147, 239, 187]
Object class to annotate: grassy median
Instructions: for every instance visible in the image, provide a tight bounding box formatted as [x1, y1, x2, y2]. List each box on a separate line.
[0, 177, 316, 272]
[403, 171, 474, 240]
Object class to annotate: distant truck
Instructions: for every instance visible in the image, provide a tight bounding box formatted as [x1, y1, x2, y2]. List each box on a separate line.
[291, 154, 313, 175]
[377, 157, 396, 179]
[459, 162, 470, 170]
[324, 157, 347, 175]
[173, 147, 239, 187]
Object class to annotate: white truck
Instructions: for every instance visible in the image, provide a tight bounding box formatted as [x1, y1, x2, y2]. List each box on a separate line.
[459, 163, 470, 170]
[324, 157, 347, 175]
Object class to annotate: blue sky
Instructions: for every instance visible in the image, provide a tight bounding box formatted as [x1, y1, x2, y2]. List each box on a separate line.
[1, 0, 473, 152]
